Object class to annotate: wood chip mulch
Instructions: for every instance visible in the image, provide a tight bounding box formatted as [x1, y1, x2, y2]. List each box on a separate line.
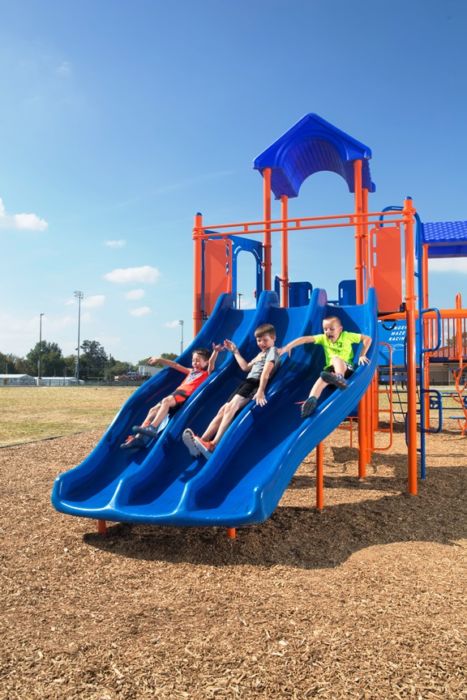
[0, 426, 466, 699]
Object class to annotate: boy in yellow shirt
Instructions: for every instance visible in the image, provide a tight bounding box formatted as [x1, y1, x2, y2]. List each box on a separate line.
[280, 315, 372, 418]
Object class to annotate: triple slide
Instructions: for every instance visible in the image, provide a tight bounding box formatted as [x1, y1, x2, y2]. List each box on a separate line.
[52, 289, 378, 527]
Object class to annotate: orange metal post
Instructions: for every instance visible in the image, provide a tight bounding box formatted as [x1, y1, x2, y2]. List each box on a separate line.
[455, 293, 463, 364]
[193, 212, 204, 335]
[263, 168, 272, 291]
[403, 197, 418, 495]
[227, 528, 236, 540]
[97, 519, 107, 536]
[280, 195, 289, 307]
[354, 160, 367, 478]
[316, 442, 324, 510]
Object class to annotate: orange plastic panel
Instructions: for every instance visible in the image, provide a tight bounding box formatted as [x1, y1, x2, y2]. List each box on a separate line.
[204, 239, 232, 317]
[371, 226, 403, 313]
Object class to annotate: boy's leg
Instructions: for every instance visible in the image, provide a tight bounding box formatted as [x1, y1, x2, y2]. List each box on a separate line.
[147, 396, 177, 429]
[210, 395, 249, 446]
[139, 402, 161, 427]
[200, 405, 227, 441]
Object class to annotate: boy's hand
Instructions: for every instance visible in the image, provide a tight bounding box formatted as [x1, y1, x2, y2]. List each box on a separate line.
[212, 342, 225, 353]
[254, 390, 267, 407]
[358, 356, 370, 365]
[224, 339, 237, 353]
[278, 345, 291, 357]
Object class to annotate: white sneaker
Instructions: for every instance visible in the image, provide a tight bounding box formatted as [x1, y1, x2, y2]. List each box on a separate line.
[182, 428, 201, 457]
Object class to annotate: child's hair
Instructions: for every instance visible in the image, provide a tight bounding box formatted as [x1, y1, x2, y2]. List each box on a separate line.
[254, 323, 276, 339]
[192, 347, 211, 362]
[323, 315, 342, 326]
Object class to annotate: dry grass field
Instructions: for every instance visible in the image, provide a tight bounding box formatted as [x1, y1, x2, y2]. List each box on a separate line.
[0, 388, 465, 699]
[0, 387, 134, 446]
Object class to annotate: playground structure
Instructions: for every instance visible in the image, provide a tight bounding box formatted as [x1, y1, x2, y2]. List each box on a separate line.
[52, 114, 467, 537]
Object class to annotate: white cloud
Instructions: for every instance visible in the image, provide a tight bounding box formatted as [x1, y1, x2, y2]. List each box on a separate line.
[105, 239, 126, 248]
[82, 295, 106, 309]
[125, 289, 145, 300]
[165, 320, 182, 329]
[0, 197, 48, 232]
[130, 306, 151, 317]
[104, 265, 160, 284]
[429, 259, 467, 274]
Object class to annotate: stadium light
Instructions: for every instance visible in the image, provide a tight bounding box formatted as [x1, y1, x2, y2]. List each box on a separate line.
[74, 291, 84, 381]
[179, 319, 184, 355]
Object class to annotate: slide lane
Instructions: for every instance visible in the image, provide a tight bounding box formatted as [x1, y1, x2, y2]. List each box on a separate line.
[175, 289, 378, 526]
[52, 292, 254, 513]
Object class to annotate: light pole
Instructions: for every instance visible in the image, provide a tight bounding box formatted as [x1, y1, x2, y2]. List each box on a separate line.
[237, 293, 243, 309]
[38, 313, 44, 384]
[74, 291, 84, 381]
[179, 319, 184, 355]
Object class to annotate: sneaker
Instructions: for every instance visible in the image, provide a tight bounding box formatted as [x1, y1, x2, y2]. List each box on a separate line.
[137, 425, 160, 439]
[320, 370, 348, 389]
[182, 428, 202, 457]
[193, 435, 215, 459]
[120, 435, 148, 450]
[301, 396, 318, 418]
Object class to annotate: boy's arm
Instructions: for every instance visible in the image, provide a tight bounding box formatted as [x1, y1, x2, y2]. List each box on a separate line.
[254, 359, 276, 407]
[224, 339, 250, 371]
[207, 343, 224, 375]
[279, 335, 316, 357]
[147, 356, 190, 375]
[357, 334, 372, 365]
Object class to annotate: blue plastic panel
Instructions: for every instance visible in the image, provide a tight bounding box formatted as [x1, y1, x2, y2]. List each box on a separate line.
[254, 113, 375, 199]
[423, 220, 467, 258]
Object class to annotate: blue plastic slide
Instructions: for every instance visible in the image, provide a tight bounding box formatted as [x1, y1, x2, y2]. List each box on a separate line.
[52, 289, 378, 527]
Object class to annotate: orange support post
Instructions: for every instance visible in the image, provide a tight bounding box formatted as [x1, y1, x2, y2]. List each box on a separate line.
[227, 528, 236, 540]
[354, 160, 367, 478]
[97, 519, 107, 536]
[263, 167, 272, 291]
[193, 212, 204, 335]
[280, 195, 289, 307]
[403, 197, 418, 495]
[316, 442, 324, 510]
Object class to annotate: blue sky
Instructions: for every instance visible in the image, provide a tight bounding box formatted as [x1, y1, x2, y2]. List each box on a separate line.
[1, 0, 466, 363]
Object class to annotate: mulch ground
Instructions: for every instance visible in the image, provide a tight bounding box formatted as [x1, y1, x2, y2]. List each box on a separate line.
[0, 425, 466, 699]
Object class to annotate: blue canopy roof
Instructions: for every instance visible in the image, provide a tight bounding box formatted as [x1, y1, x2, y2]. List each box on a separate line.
[253, 113, 375, 199]
[422, 220, 467, 258]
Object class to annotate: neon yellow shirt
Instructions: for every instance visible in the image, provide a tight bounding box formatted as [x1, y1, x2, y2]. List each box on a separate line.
[314, 331, 362, 368]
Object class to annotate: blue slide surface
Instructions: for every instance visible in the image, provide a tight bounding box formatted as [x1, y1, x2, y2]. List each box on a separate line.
[52, 289, 378, 527]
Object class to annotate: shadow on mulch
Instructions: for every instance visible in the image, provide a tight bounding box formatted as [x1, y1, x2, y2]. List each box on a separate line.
[84, 465, 467, 571]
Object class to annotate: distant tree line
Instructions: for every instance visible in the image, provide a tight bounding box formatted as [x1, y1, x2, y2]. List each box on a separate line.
[0, 340, 177, 381]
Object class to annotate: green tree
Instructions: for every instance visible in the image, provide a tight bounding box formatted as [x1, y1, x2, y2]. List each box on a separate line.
[25, 342, 65, 376]
[79, 340, 108, 380]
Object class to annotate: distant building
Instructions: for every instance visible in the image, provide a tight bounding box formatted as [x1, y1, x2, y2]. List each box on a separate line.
[138, 365, 162, 377]
[0, 374, 36, 386]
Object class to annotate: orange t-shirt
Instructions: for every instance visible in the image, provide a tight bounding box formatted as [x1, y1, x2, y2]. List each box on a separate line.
[175, 369, 209, 398]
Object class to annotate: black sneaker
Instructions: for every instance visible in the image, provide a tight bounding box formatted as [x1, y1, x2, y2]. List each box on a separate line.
[120, 435, 148, 450]
[301, 396, 318, 418]
[137, 425, 160, 439]
[320, 371, 348, 389]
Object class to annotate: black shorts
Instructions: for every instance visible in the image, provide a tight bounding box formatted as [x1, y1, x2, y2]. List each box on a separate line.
[228, 377, 260, 401]
[326, 364, 354, 379]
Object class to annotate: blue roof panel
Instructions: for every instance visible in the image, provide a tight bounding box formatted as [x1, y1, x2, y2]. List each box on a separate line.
[254, 113, 375, 199]
[422, 220, 467, 258]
